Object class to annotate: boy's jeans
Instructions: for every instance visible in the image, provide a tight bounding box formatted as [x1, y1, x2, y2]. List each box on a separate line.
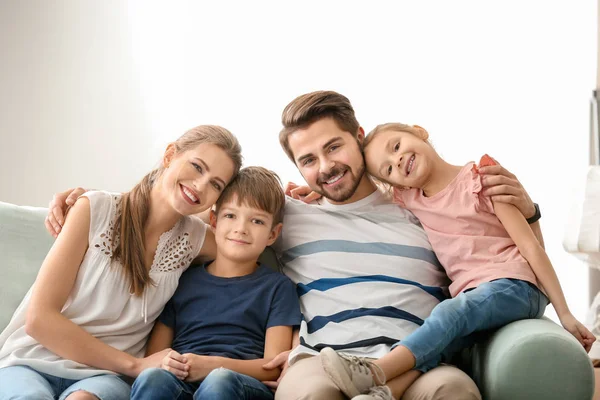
[131, 367, 274, 400]
[0, 365, 131, 400]
[396, 278, 548, 372]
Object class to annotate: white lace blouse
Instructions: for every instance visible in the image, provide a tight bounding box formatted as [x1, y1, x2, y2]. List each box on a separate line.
[0, 191, 207, 379]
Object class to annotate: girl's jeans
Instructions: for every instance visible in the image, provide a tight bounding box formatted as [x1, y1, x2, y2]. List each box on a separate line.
[395, 278, 548, 372]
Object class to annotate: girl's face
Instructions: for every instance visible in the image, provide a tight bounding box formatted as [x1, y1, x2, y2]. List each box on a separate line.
[365, 129, 436, 189]
[160, 142, 236, 216]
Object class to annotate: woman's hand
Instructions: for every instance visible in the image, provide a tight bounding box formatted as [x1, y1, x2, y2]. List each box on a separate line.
[133, 348, 174, 377]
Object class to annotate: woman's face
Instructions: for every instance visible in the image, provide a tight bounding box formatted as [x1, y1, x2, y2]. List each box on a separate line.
[160, 142, 236, 216]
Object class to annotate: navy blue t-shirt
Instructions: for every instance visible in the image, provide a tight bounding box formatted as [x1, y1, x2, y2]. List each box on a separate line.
[159, 262, 301, 360]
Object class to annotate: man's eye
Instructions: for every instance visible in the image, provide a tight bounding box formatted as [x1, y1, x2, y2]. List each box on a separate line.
[329, 145, 339, 152]
[192, 163, 203, 173]
[387, 166, 392, 176]
[393, 143, 400, 152]
[302, 158, 314, 166]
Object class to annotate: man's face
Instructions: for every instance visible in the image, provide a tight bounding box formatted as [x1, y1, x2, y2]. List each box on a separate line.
[288, 117, 366, 203]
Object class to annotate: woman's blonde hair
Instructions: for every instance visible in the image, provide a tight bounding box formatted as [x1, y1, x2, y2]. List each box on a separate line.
[114, 125, 242, 296]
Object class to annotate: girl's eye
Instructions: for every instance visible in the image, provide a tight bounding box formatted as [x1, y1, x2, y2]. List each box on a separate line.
[387, 166, 393, 176]
[192, 162, 203, 173]
[393, 143, 400, 152]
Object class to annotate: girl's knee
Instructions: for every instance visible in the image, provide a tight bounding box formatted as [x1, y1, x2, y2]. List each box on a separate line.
[64, 391, 99, 400]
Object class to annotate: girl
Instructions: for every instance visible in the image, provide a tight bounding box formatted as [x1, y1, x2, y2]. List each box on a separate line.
[0, 125, 242, 400]
[319, 123, 595, 400]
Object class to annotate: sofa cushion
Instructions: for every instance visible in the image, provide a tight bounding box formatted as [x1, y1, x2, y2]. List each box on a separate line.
[0, 201, 54, 332]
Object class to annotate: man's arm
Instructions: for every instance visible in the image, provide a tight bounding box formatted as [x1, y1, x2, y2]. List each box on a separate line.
[45, 187, 88, 237]
[184, 325, 293, 382]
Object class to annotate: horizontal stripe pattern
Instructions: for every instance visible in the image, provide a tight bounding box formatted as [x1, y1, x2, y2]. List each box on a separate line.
[277, 192, 449, 363]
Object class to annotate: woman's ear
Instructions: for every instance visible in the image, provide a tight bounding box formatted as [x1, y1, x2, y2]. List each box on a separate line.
[412, 125, 430, 141]
[163, 143, 177, 168]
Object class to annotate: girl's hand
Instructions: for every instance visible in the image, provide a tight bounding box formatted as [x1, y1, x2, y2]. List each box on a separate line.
[478, 158, 536, 219]
[160, 350, 189, 380]
[285, 182, 321, 203]
[559, 313, 596, 352]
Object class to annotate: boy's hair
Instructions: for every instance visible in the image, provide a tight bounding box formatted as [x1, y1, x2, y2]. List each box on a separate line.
[279, 90, 360, 162]
[115, 125, 242, 297]
[215, 166, 285, 226]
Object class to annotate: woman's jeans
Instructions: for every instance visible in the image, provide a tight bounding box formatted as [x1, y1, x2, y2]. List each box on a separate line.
[0, 365, 131, 400]
[130, 367, 274, 400]
[395, 278, 548, 372]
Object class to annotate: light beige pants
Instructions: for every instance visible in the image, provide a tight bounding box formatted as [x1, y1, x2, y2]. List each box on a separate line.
[275, 355, 482, 400]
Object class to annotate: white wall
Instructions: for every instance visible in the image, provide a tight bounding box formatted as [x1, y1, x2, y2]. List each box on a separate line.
[0, 1, 596, 321]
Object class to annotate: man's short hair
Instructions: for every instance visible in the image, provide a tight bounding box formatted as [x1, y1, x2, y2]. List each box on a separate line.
[215, 166, 285, 226]
[279, 90, 360, 162]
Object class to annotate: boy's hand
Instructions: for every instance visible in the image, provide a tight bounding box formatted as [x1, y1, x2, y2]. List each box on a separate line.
[183, 353, 214, 382]
[285, 182, 321, 204]
[45, 187, 87, 237]
[262, 349, 291, 391]
[559, 313, 596, 352]
[160, 350, 189, 380]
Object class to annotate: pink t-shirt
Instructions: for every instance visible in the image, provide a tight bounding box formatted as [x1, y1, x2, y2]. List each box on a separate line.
[394, 162, 538, 297]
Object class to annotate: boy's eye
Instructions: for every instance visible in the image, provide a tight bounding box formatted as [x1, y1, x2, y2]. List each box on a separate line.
[393, 143, 400, 152]
[192, 162, 203, 173]
[387, 166, 393, 176]
[252, 219, 265, 225]
[223, 213, 234, 219]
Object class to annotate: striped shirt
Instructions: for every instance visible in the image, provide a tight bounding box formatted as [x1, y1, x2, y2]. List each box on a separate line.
[273, 188, 450, 365]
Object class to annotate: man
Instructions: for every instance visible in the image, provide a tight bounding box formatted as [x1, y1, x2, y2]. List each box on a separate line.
[47, 91, 540, 399]
[260, 91, 542, 399]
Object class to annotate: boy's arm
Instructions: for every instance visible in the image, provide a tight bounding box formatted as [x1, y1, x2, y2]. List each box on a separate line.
[493, 201, 594, 350]
[145, 321, 174, 356]
[184, 326, 293, 382]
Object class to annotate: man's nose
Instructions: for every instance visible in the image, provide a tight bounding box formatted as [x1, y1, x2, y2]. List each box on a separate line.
[319, 158, 335, 174]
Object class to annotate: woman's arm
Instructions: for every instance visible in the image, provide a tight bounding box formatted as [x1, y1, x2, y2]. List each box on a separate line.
[184, 325, 293, 382]
[26, 197, 169, 377]
[493, 201, 594, 349]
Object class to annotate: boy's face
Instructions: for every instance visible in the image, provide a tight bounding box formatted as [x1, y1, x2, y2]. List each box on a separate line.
[287, 117, 366, 204]
[210, 196, 282, 264]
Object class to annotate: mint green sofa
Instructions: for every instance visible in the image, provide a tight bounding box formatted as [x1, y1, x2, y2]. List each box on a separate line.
[0, 200, 594, 399]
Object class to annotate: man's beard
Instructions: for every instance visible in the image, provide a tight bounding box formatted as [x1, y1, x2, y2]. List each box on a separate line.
[314, 161, 366, 203]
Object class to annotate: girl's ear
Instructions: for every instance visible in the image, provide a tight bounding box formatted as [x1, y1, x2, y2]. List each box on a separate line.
[163, 143, 177, 168]
[412, 125, 430, 141]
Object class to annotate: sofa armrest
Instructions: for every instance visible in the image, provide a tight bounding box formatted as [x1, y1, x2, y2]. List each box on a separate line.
[460, 318, 594, 400]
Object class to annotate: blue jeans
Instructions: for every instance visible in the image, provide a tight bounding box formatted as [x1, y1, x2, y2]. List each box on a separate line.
[130, 367, 274, 400]
[396, 278, 548, 372]
[0, 365, 131, 400]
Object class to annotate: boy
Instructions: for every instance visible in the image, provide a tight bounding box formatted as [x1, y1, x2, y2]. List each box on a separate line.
[130, 166, 301, 400]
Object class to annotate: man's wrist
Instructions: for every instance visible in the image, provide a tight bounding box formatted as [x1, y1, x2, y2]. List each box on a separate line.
[526, 203, 541, 224]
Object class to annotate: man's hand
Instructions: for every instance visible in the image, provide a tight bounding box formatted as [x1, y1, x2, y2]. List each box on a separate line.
[559, 313, 596, 353]
[183, 353, 215, 382]
[159, 349, 189, 380]
[478, 158, 535, 219]
[45, 187, 87, 237]
[285, 182, 321, 204]
[262, 349, 291, 391]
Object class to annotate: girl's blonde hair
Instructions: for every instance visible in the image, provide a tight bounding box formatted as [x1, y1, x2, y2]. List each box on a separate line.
[114, 125, 242, 296]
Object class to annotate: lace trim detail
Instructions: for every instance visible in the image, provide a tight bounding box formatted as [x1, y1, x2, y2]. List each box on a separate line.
[153, 231, 194, 273]
[93, 195, 122, 257]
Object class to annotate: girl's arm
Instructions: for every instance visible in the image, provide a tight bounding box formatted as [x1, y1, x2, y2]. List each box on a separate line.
[184, 325, 293, 382]
[145, 321, 174, 356]
[26, 197, 170, 377]
[493, 201, 594, 350]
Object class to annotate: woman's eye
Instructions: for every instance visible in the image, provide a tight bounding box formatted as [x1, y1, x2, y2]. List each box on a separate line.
[212, 182, 222, 191]
[192, 163, 203, 173]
